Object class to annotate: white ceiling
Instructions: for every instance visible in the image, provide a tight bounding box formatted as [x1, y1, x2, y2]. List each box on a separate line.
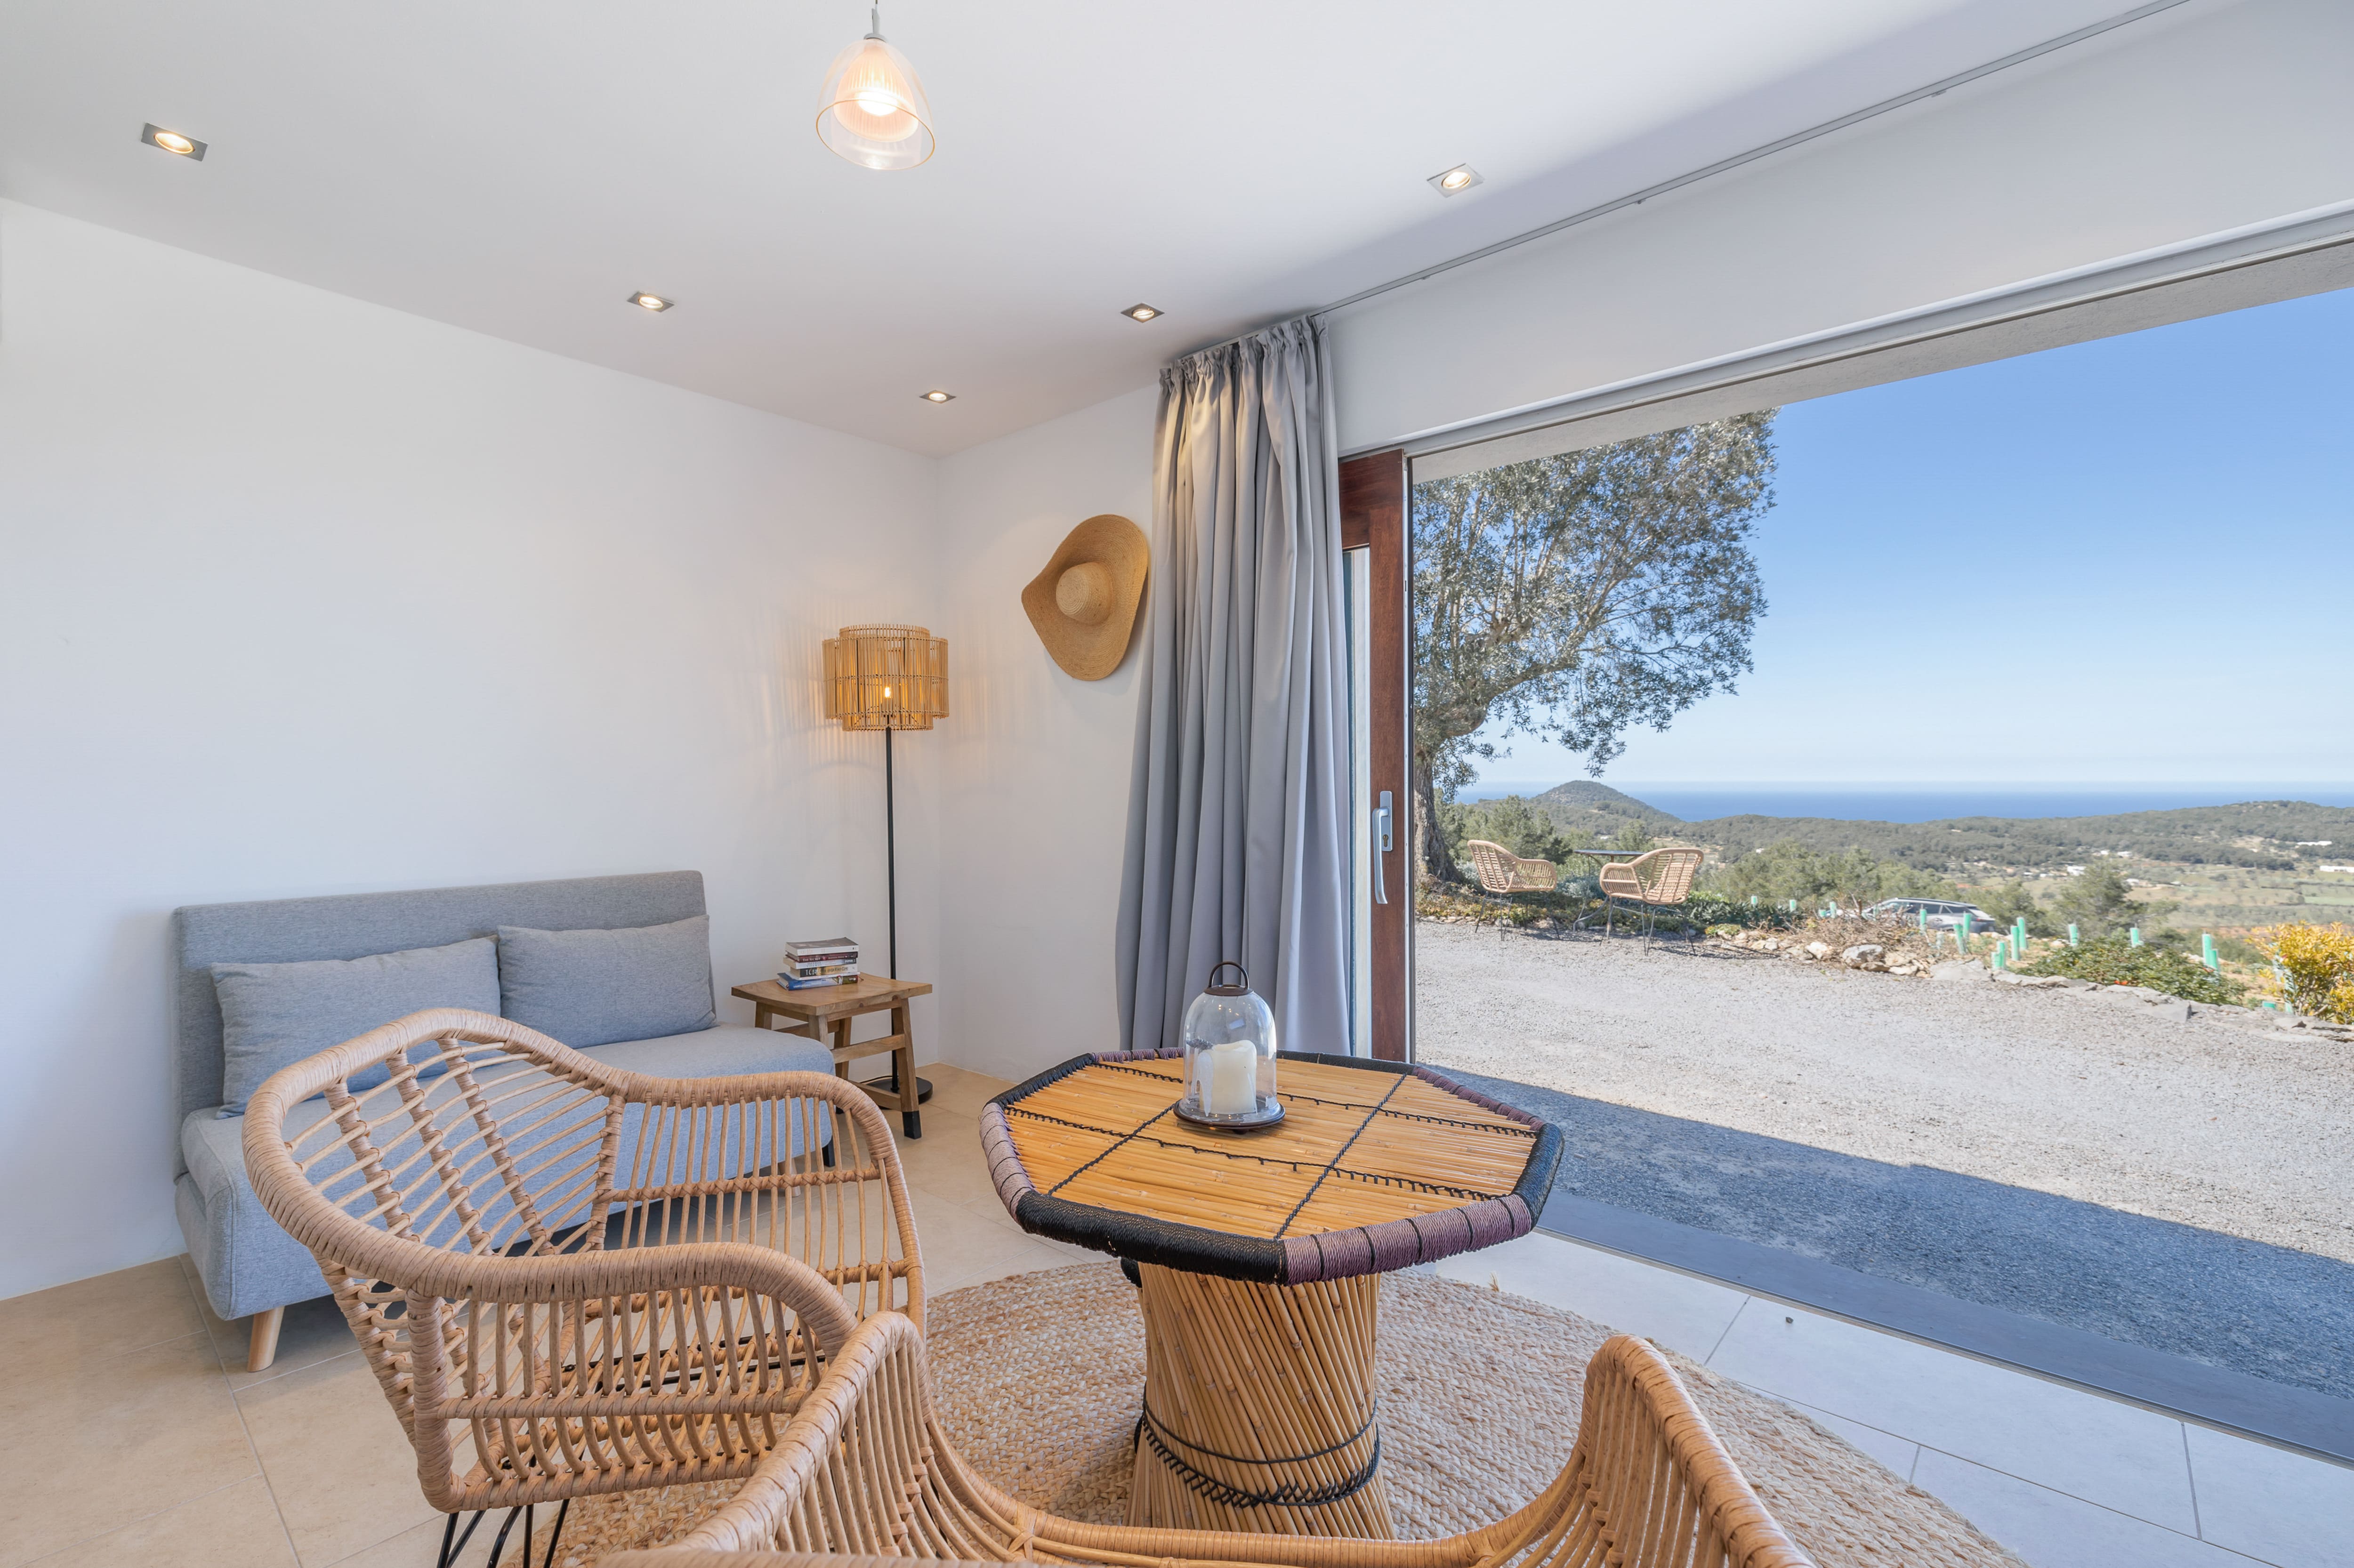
[2, 0, 2147, 456]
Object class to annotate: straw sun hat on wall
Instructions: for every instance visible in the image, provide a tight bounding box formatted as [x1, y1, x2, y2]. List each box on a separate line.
[1021, 514, 1148, 681]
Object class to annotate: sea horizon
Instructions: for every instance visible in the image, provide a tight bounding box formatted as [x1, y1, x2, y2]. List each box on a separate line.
[1455, 780, 2354, 824]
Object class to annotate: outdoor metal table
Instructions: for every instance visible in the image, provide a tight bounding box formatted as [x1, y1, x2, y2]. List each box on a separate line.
[982, 1050, 1561, 1539]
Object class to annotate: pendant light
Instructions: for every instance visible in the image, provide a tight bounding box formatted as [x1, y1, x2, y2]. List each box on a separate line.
[816, 6, 936, 170]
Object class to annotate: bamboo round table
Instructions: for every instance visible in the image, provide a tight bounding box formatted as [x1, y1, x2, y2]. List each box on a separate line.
[981, 1050, 1561, 1540]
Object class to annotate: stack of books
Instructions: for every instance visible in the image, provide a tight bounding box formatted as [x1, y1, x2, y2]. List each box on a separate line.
[779, 937, 860, 989]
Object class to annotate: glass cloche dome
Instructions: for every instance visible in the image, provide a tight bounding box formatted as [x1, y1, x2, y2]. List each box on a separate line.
[1175, 962, 1283, 1131]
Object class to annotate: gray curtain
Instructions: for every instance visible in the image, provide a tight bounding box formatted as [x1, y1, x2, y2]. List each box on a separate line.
[1117, 317, 1351, 1055]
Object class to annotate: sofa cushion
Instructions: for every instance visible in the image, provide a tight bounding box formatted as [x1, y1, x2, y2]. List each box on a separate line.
[210, 936, 500, 1116]
[498, 916, 715, 1049]
[177, 1023, 837, 1321]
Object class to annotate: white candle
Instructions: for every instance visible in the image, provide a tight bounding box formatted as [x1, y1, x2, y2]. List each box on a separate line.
[1202, 1040, 1258, 1116]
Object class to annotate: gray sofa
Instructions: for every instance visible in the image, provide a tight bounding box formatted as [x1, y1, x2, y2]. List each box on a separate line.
[172, 870, 832, 1366]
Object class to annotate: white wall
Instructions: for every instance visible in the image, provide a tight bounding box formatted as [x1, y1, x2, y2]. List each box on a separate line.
[929, 387, 1158, 1084]
[1328, 0, 2354, 452]
[0, 200, 944, 1298]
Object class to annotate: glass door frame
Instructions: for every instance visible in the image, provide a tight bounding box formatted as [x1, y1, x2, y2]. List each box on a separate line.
[1340, 448, 1411, 1061]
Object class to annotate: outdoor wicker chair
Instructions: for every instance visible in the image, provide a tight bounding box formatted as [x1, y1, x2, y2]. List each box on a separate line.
[604, 1307, 1807, 1568]
[1467, 839, 1559, 896]
[1598, 846, 1708, 951]
[1466, 839, 1559, 935]
[244, 1007, 923, 1568]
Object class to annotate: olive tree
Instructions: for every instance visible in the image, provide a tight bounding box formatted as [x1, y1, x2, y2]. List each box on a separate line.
[1412, 413, 1776, 882]
[1974, 880, 2059, 937]
[2052, 861, 2172, 940]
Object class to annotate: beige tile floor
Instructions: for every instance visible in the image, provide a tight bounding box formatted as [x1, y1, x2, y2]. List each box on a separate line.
[0, 1065, 1089, 1568]
[4, 1061, 2346, 1568]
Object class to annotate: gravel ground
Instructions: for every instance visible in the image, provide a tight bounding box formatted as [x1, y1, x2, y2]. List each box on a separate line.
[1414, 920, 2354, 1399]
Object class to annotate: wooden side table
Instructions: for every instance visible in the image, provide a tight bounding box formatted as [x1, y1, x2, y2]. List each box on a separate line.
[732, 973, 934, 1139]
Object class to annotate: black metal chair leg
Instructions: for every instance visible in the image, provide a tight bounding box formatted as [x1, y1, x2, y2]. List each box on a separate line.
[539, 1498, 570, 1568]
[484, 1505, 525, 1568]
[439, 1511, 490, 1568]
[436, 1493, 569, 1568]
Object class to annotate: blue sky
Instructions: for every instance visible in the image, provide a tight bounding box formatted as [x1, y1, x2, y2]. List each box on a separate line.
[1462, 284, 2354, 792]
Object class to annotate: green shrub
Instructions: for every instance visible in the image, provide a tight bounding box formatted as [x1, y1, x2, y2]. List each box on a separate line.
[1972, 879, 2059, 937]
[2018, 939, 2245, 1005]
[1418, 881, 1802, 935]
[1588, 895, 1799, 935]
[1607, 820, 1656, 856]
[1436, 795, 1582, 868]
[1682, 895, 1797, 931]
[1417, 882, 1592, 927]
[1705, 838, 1955, 909]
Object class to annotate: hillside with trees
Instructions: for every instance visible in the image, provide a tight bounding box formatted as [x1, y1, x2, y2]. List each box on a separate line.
[1523, 788, 2349, 873]
[1518, 780, 1682, 835]
[1435, 785, 2354, 959]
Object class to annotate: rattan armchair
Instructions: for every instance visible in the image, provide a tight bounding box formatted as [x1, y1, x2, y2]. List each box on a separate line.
[1467, 840, 1560, 895]
[244, 1007, 923, 1566]
[605, 1308, 1806, 1568]
[1465, 839, 1561, 937]
[1598, 847, 1708, 950]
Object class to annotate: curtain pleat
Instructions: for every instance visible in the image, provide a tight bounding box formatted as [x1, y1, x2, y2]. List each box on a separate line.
[1117, 317, 1350, 1055]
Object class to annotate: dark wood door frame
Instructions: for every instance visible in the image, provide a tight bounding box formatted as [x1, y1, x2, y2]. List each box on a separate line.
[1340, 449, 1410, 1061]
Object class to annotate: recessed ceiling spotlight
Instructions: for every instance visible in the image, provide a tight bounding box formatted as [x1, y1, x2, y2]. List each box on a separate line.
[627, 291, 674, 312]
[1121, 304, 1164, 322]
[920, 389, 955, 403]
[1428, 163, 1483, 196]
[141, 123, 207, 160]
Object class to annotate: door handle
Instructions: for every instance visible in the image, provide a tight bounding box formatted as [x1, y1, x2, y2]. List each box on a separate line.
[1373, 791, 1393, 905]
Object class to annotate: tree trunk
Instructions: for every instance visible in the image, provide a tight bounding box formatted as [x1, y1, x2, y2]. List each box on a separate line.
[1412, 755, 1459, 885]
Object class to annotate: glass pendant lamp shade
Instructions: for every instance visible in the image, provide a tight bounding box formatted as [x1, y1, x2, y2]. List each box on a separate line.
[816, 12, 935, 171]
[823, 624, 950, 731]
[1176, 963, 1283, 1131]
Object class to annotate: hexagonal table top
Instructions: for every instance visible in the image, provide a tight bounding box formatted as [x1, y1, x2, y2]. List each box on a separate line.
[980, 1050, 1561, 1284]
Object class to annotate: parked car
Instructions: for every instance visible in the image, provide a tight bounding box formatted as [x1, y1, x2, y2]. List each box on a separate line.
[1864, 897, 1998, 933]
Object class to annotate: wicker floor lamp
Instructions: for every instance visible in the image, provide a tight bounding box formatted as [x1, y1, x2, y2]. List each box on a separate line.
[822, 624, 949, 1105]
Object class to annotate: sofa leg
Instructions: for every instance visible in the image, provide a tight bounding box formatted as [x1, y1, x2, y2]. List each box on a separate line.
[247, 1306, 284, 1372]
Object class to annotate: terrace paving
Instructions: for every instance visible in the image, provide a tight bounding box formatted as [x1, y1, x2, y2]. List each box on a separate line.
[1413, 919, 2354, 1402]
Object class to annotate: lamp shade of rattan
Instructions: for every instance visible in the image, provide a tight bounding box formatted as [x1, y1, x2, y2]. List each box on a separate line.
[822, 624, 949, 732]
[982, 1052, 1561, 1285]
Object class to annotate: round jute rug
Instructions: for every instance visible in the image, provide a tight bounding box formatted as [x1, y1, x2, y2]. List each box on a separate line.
[532, 1262, 2024, 1567]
